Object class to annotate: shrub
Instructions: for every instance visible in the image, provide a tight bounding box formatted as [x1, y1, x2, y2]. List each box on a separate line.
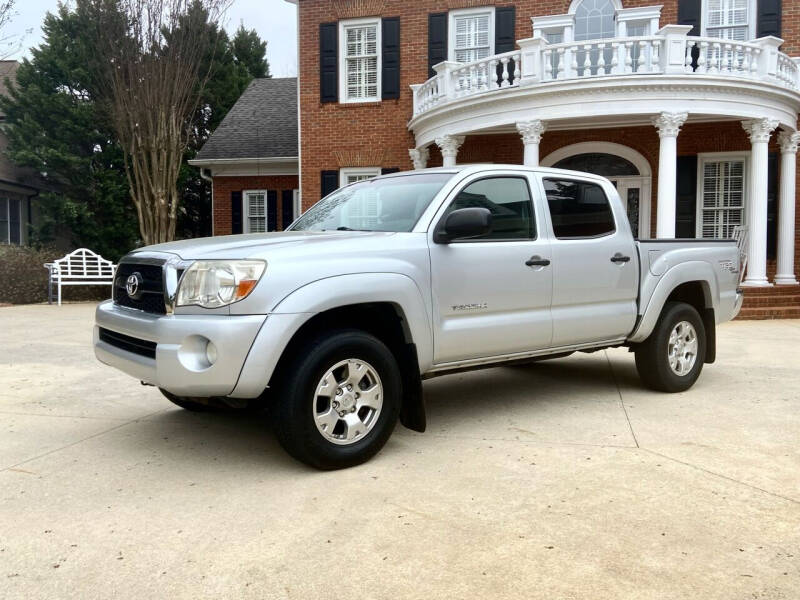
[0, 245, 111, 305]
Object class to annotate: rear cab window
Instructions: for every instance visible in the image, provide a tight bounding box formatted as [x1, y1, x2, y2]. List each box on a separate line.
[542, 178, 616, 239]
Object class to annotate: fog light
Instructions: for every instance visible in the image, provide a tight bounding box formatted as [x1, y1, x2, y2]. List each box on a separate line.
[205, 340, 218, 365]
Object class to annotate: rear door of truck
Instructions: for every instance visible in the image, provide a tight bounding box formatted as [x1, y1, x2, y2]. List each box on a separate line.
[538, 174, 639, 346]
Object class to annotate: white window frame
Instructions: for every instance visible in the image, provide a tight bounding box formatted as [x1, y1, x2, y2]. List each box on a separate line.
[243, 189, 268, 234]
[340, 167, 381, 188]
[338, 17, 382, 104]
[293, 189, 302, 219]
[0, 197, 23, 245]
[701, 0, 756, 41]
[695, 152, 749, 239]
[448, 7, 495, 63]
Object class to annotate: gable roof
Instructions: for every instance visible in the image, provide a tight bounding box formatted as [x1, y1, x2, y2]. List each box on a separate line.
[195, 77, 298, 162]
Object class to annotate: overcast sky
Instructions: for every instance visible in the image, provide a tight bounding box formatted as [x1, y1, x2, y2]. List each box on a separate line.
[3, 0, 298, 77]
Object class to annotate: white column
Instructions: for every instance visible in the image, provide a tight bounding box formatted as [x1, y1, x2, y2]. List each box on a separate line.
[652, 112, 688, 238]
[741, 118, 779, 287]
[435, 135, 464, 168]
[775, 129, 800, 285]
[516, 120, 547, 166]
[409, 147, 430, 170]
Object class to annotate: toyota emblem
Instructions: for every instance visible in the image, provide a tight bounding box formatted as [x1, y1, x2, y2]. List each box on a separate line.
[126, 272, 143, 300]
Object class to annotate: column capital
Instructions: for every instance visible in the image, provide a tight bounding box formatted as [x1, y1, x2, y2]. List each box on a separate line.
[409, 147, 430, 170]
[652, 112, 688, 138]
[516, 120, 547, 145]
[778, 129, 800, 154]
[742, 118, 779, 144]
[435, 135, 465, 160]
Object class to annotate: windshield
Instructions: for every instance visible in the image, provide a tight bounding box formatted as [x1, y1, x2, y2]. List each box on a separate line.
[290, 173, 454, 232]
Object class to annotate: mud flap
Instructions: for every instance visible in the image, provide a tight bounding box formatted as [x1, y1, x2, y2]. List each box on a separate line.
[399, 343, 426, 432]
[703, 308, 716, 364]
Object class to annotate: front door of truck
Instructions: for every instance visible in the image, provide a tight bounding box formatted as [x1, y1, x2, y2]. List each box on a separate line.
[428, 172, 553, 364]
[541, 176, 638, 346]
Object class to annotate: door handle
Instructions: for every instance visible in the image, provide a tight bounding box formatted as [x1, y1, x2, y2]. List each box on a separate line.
[610, 253, 631, 263]
[525, 256, 551, 267]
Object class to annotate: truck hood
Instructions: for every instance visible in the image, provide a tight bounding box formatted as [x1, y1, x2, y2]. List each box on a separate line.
[130, 230, 400, 260]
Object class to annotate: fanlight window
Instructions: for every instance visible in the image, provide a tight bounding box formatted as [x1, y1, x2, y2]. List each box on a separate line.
[553, 153, 640, 177]
[574, 0, 616, 41]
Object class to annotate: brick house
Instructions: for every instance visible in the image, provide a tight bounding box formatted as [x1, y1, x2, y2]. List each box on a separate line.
[190, 77, 300, 235]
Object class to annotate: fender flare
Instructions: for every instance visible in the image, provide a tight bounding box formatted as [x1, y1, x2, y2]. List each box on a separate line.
[230, 273, 434, 400]
[628, 261, 719, 344]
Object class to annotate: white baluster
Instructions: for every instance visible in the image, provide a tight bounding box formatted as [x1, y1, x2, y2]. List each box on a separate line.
[610, 42, 619, 74]
[723, 43, 732, 72]
[558, 47, 567, 79]
[698, 41, 708, 73]
[637, 40, 646, 73]
[500, 57, 510, 87]
[513, 53, 521, 84]
[597, 42, 606, 74]
[543, 49, 552, 81]
[570, 47, 578, 78]
[583, 44, 592, 77]
[750, 47, 760, 75]
[624, 42, 633, 74]
[652, 40, 661, 73]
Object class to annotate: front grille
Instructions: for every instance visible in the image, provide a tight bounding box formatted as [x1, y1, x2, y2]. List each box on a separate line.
[98, 327, 157, 359]
[113, 263, 167, 314]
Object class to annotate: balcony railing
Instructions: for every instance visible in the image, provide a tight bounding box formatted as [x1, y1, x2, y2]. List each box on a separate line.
[411, 25, 800, 117]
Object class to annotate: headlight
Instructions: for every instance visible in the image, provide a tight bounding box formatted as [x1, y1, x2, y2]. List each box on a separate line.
[176, 260, 266, 309]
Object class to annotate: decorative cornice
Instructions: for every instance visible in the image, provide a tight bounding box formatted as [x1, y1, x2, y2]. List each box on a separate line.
[516, 120, 547, 144]
[409, 147, 430, 170]
[777, 129, 800, 154]
[435, 135, 465, 158]
[651, 112, 688, 138]
[741, 118, 780, 143]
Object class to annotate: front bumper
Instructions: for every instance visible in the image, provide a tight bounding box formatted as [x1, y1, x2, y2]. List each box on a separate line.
[94, 300, 266, 397]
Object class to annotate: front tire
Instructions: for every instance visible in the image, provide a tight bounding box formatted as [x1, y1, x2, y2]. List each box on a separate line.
[635, 301, 706, 393]
[273, 329, 401, 470]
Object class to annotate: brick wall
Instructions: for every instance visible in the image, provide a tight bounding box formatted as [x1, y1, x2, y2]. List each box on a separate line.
[212, 175, 299, 235]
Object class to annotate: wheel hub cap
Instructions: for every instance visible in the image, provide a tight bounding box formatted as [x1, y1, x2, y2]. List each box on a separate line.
[667, 321, 699, 376]
[313, 359, 383, 446]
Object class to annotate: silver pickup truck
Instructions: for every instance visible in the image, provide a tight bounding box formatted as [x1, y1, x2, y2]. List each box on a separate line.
[95, 165, 743, 469]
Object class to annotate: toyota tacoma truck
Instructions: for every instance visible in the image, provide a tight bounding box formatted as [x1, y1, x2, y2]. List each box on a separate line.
[94, 165, 743, 469]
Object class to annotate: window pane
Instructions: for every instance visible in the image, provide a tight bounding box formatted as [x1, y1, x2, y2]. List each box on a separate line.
[246, 192, 266, 233]
[345, 23, 378, 100]
[453, 13, 491, 63]
[0, 198, 8, 244]
[9, 198, 21, 244]
[574, 0, 616, 41]
[544, 179, 616, 238]
[445, 177, 535, 240]
[701, 159, 744, 238]
[553, 153, 640, 177]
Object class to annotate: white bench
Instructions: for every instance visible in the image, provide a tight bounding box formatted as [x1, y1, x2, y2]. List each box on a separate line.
[44, 248, 116, 305]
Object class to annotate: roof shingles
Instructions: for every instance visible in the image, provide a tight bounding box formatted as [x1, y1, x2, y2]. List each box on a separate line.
[196, 77, 297, 161]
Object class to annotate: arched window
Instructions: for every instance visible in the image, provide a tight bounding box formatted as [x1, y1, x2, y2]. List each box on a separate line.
[553, 153, 640, 177]
[574, 0, 616, 41]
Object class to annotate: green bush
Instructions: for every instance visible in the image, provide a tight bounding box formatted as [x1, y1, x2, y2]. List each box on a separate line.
[0, 245, 111, 305]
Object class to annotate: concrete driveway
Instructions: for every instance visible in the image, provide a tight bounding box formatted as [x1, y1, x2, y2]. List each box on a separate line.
[1, 303, 798, 599]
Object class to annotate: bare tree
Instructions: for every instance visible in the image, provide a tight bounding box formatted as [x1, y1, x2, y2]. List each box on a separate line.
[92, 0, 228, 244]
[0, 0, 31, 59]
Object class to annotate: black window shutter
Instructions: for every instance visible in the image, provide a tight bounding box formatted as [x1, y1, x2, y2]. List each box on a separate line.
[381, 167, 400, 175]
[321, 170, 339, 198]
[281, 190, 295, 230]
[767, 152, 778, 258]
[231, 191, 243, 234]
[320, 22, 338, 103]
[494, 6, 517, 85]
[678, 0, 702, 36]
[757, 0, 781, 38]
[428, 13, 448, 78]
[675, 155, 698, 238]
[382, 18, 401, 100]
[266, 190, 278, 232]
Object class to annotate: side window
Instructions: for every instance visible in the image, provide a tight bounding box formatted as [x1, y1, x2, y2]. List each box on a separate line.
[445, 177, 535, 240]
[543, 178, 616, 239]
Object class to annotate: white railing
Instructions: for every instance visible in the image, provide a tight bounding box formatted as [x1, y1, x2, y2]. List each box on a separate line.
[411, 25, 800, 117]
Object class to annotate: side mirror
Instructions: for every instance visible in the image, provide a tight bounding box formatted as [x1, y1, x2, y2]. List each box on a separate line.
[434, 207, 492, 243]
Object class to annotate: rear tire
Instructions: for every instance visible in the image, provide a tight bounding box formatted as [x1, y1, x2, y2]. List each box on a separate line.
[635, 301, 706, 393]
[272, 329, 401, 470]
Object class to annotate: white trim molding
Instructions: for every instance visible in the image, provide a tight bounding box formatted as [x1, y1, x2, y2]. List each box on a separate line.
[339, 167, 381, 187]
[188, 157, 299, 178]
[243, 189, 268, 234]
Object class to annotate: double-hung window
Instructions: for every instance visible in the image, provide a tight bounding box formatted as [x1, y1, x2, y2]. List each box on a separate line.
[704, 0, 753, 41]
[449, 8, 494, 63]
[339, 168, 381, 229]
[244, 190, 267, 233]
[340, 18, 380, 103]
[0, 197, 22, 245]
[697, 156, 746, 239]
